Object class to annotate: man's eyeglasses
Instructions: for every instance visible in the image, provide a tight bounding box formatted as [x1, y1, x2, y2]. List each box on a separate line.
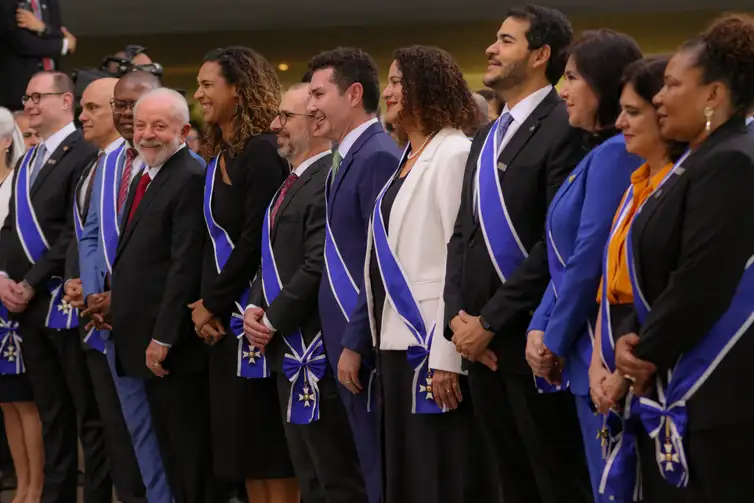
[277, 111, 313, 126]
[21, 92, 64, 105]
[110, 99, 137, 113]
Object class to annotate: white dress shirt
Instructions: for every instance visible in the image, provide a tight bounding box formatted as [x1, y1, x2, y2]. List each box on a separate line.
[337, 118, 379, 159]
[78, 137, 125, 210]
[39, 121, 77, 163]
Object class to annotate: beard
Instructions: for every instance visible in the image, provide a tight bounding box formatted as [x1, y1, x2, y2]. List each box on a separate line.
[483, 58, 528, 92]
[276, 130, 311, 163]
[136, 136, 181, 167]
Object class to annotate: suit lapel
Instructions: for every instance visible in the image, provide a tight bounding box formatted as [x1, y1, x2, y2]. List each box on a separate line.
[497, 89, 560, 169]
[117, 164, 172, 255]
[331, 121, 383, 200]
[32, 130, 80, 197]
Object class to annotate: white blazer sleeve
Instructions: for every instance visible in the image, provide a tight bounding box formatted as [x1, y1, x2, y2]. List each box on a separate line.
[429, 137, 471, 373]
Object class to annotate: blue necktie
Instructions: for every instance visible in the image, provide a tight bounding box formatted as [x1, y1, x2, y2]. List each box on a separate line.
[495, 112, 514, 149]
[29, 144, 47, 187]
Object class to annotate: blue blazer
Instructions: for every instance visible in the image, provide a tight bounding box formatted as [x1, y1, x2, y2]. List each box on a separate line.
[318, 121, 400, 370]
[529, 134, 642, 395]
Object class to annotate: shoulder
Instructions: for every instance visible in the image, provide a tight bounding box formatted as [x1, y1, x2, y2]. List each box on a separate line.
[434, 129, 472, 156]
[590, 135, 637, 166]
[233, 134, 288, 176]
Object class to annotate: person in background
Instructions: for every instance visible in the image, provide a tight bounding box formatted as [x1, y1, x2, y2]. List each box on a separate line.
[524, 29, 643, 503]
[191, 46, 296, 503]
[466, 92, 491, 137]
[476, 89, 503, 121]
[187, 123, 201, 154]
[307, 47, 400, 503]
[0, 106, 43, 503]
[12, 112, 39, 150]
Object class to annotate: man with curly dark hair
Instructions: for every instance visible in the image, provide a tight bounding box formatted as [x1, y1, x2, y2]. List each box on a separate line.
[307, 46, 399, 503]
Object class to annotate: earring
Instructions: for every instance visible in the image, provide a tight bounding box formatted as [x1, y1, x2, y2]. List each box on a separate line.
[704, 106, 714, 133]
[234, 103, 239, 115]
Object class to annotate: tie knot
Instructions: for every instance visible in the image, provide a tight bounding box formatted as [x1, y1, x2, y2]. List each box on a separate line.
[332, 150, 343, 168]
[127, 148, 138, 160]
[284, 172, 299, 186]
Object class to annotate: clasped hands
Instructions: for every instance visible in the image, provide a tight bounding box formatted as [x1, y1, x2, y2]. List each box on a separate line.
[449, 310, 498, 371]
[525, 330, 565, 385]
[16, 9, 77, 53]
[0, 276, 34, 313]
[188, 300, 225, 346]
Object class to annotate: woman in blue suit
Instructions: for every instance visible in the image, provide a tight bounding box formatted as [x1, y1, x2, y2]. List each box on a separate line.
[524, 30, 643, 502]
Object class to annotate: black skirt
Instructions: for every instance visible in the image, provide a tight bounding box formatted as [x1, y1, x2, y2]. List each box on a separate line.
[209, 322, 294, 480]
[0, 373, 33, 403]
[378, 350, 471, 503]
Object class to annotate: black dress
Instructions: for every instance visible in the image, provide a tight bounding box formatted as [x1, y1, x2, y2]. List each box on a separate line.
[201, 134, 294, 480]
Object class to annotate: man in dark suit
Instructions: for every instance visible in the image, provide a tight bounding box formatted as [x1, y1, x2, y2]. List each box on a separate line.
[0, 0, 77, 111]
[443, 6, 592, 503]
[244, 83, 367, 503]
[108, 87, 210, 503]
[305, 47, 399, 503]
[62, 77, 147, 503]
[0, 70, 109, 503]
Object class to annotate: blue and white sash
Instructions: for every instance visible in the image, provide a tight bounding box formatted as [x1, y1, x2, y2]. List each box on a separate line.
[14, 147, 78, 330]
[261, 196, 327, 424]
[204, 155, 269, 379]
[372, 169, 444, 415]
[0, 305, 24, 375]
[323, 168, 360, 322]
[99, 144, 125, 275]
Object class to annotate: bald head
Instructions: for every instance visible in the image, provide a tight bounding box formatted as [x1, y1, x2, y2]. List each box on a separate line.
[113, 72, 161, 142]
[80, 78, 119, 148]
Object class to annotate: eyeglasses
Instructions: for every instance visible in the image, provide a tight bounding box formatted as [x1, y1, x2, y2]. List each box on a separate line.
[21, 92, 64, 105]
[110, 99, 137, 113]
[277, 111, 313, 126]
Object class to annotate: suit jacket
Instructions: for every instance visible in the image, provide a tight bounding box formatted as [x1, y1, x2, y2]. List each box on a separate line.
[342, 128, 470, 374]
[0, 129, 96, 325]
[110, 148, 206, 378]
[249, 154, 329, 372]
[528, 134, 642, 394]
[619, 118, 754, 430]
[443, 88, 587, 374]
[65, 155, 101, 282]
[0, 0, 65, 111]
[317, 121, 400, 370]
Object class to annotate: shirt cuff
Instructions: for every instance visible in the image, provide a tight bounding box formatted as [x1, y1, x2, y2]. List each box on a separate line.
[0, 272, 8, 279]
[244, 304, 258, 313]
[152, 339, 171, 348]
[61, 37, 68, 56]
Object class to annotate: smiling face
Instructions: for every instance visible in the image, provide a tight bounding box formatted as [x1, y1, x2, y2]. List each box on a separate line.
[382, 61, 404, 127]
[559, 56, 599, 132]
[270, 86, 314, 162]
[616, 82, 666, 160]
[484, 17, 534, 92]
[306, 67, 354, 141]
[23, 73, 73, 138]
[113, 79, 154, 143]
[133, 96, 189, 166]
[194, 61, 237, 127]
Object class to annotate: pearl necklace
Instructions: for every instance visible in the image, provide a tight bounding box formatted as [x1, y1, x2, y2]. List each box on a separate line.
[406, 131, 438, 160]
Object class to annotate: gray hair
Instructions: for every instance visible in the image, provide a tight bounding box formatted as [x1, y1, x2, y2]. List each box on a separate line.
[0, 107, 25, 168]
[472, 93, 490, 126]
[134, 87, 190, 125]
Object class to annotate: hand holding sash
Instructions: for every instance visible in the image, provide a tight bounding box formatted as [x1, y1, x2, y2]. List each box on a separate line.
[338, 347, 363, 395]
[0, 277, 27, 313]
[615, 333, 656, 396]
[451, 310, 494, 361]
[63, 279, 84, 309]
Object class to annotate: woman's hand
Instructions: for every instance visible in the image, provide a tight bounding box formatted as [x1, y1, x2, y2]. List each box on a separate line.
[431, 370, 463, 411]
[615, 333, 656, 396]
[188, 299, 214, 331]
[589, 363, 612, 414]
[599, 371, 629, 414]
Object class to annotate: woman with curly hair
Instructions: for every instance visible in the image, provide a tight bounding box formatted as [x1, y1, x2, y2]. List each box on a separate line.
[611, 14, 754, 502]
[190, 47, 298, 503]
[342, 45, 476, 503]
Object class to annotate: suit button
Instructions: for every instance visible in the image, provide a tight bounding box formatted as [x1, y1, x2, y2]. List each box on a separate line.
[468, 239, 475, 247]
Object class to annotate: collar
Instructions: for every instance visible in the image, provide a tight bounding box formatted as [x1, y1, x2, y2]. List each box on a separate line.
[746, 116, 753, 126]
[337, 117, 379, 159]
[502, 85, 553, 125]
[294, 149, 331, 177]
[103, 137, 125, 155]
[42, 122, 76, 155]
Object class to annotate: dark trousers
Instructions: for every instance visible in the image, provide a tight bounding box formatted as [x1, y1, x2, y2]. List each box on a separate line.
[144, 372, 212, 503]
[84, 350, 146, 503]
[20, 324, 111, 503]
[468, 363, 592, 503]
[276, 373, 368, 503]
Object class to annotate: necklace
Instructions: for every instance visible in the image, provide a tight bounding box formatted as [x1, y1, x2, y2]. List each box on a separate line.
[407, 131, 438, 160]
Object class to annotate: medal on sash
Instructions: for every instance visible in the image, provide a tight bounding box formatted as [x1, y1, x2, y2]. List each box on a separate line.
[0, 305, 24, 375]
[261, 196, 327, 424]
[372, 167, 444, 415]
[204, 156, 269, 379]
[14, 147, 78, 331]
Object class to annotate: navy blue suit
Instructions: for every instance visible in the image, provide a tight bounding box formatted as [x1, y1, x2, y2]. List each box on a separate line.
[529, 134, 641, 501]
[318, 121, 399, 503]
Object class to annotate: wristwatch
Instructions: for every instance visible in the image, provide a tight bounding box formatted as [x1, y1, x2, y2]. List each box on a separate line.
[479, 315, 492, 332]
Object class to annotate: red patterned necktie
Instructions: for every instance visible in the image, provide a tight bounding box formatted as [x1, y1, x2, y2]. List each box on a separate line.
[126, 173, 151, 226]
[29, 0, 53, 70]
[270, 173, 299, 226]
[118, 148, 138, 213]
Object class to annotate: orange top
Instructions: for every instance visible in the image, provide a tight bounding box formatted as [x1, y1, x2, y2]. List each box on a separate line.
[598, 162, 674, 304]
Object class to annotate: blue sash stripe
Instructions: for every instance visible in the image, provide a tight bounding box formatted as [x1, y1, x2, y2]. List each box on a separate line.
[0, 305, 24, 375]
[261, 202, 327, 424]
[371, 168, 444, 415]
[100, 144, 125, 274]
[323, 169, 360, 321]
[204, 156, 269, 379]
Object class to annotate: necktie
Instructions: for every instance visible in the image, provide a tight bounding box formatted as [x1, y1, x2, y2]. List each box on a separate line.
[118, 148, 138, 213]
[270, 173, 299, 226]
[29, 0, 53, 70]
[126, 173, 151, 227]
[495, 112, 514, 149]
[82, 151, 104, 212]
[29, 143, 47, 187]
[329, 150, 343, 187]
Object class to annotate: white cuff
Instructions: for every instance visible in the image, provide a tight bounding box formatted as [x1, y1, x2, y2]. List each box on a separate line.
[61, 37, 68, 56]
[244, 304, 258, 313]
[0, 272, 8, 279]
[152, 339, 171, 348]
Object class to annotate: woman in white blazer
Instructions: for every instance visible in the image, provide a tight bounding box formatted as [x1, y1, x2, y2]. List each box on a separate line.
[342, 45, 479, 503]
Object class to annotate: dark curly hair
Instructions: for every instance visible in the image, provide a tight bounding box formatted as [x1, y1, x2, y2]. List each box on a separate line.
[391, 45, 477, 142]
[200, 46, 281, 158]
[681, 13, 754, 117]
[308, 47, 380, 114]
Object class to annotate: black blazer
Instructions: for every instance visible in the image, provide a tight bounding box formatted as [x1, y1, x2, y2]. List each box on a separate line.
[200, 133, 289, 319]
[443, 89, 587, 373]
[249, 154, 329, 372]
[0, 129, 96, 325]
[110, 148, 206, 379]
[619, 118, 754, 430]
[0, 0, 65, 111]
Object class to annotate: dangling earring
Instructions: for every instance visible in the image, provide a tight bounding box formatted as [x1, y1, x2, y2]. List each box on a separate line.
[704, 106, 714, 133]
[234, 102, 239, 116]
